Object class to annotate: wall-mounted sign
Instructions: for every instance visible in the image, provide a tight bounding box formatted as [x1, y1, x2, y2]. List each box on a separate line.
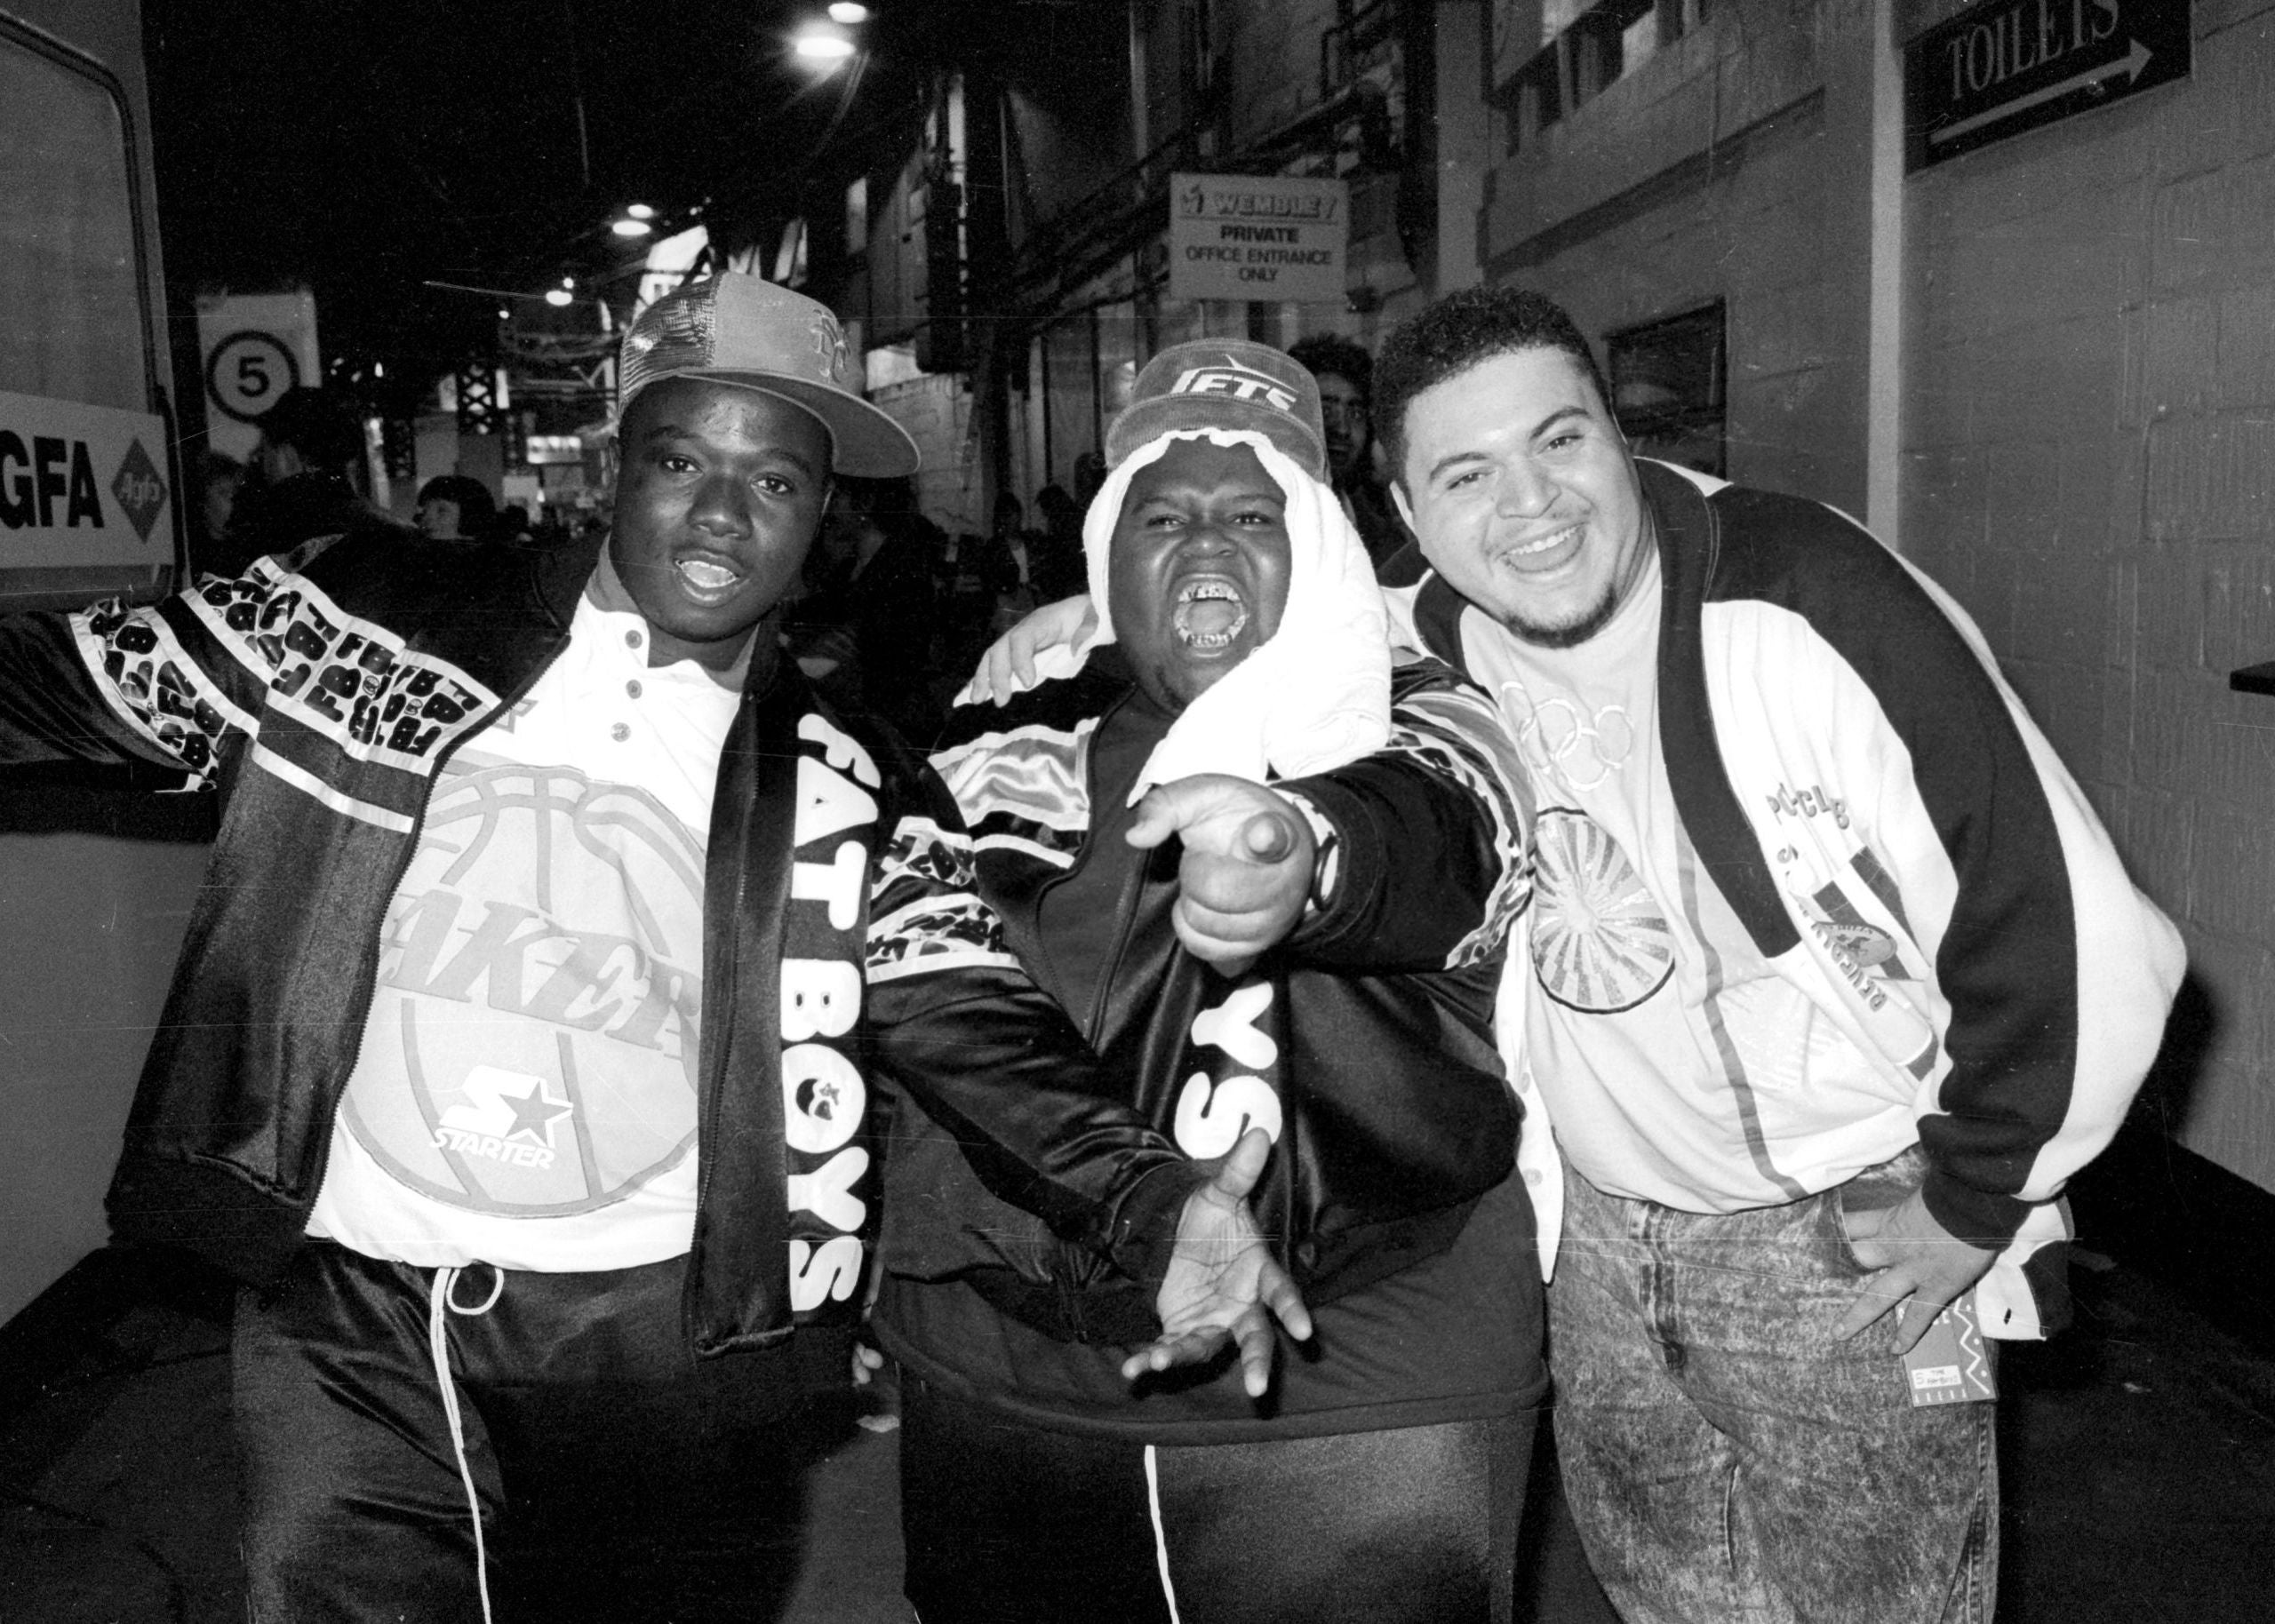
[0, 389, 173, 570]
[1905, 0, 2190, 170]
[196, 290, 323, 462]
[1168, 173, 1349, 305]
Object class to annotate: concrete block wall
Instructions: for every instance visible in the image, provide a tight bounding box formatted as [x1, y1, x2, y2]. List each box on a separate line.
[873, 372, 985, 537]
[1480, 0, 1872, 512]
[1222, 0, 1345, 140]
[1904, 1, 2275, 1194]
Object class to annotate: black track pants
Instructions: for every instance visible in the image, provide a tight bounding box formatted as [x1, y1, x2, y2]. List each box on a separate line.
[898, 1373, 1535, 1624]
[233, 1242, 813, 1624]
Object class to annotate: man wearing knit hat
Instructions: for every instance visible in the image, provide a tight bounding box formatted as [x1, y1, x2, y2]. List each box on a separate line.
[0, 272, 1274, 1621]
[866, 338, 1546, 1624]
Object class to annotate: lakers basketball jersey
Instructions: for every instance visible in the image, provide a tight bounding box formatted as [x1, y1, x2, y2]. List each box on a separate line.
[307, 587, 744, 1271]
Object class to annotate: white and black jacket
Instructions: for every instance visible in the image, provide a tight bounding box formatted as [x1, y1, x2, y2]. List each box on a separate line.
[1393, 460, 2183, 1327]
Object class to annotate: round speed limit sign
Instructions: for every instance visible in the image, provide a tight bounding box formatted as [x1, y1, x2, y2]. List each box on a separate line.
[205, 330, 301, 424]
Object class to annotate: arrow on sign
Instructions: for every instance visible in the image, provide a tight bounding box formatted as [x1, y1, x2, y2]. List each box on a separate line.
[1930, 39, 2154, 147]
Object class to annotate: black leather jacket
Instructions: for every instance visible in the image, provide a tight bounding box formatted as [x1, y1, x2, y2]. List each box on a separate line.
[0, 530, 951, 1384]
[868, 649, 1534, 1342]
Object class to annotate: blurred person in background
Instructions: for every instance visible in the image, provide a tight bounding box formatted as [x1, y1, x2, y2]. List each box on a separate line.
[978, 492, 1043, 633]
[1289, 334, 1405, 574]
[219, 385, 401, 571]
[788, 474, 943, 744]
[413, 474, 498, 544]
[1028, 482, 1088, 602]
[189, 449, 243, 569]
[493, 503, 536, 547]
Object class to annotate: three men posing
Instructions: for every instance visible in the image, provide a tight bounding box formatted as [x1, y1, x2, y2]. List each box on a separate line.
[1, 265, 2179, 1623]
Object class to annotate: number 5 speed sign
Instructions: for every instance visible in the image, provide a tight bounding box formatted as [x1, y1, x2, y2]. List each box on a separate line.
[196, 290, 323, 460]
[205, 330, 299, 423]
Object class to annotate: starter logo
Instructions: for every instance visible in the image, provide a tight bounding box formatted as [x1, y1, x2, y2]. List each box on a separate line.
[435, 1065, 575, 1169]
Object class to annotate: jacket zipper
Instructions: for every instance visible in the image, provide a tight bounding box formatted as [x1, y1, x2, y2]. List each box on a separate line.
[1049, 689, 1149, 1049]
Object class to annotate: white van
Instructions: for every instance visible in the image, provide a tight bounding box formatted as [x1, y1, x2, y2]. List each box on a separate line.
[1, 0, 180, 611]
[0, 0, 204, 1329]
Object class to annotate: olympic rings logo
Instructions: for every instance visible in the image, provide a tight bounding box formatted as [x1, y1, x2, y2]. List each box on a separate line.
[1497, 681, 1636, 792]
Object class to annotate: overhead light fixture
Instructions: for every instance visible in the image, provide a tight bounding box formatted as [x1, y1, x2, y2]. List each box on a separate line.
[794, 24, 857, 60]
[827, 3, 871, 21]
[612, 218, 654, 237]
[545, 287, 573, 307]
[626, 203, 656, 220]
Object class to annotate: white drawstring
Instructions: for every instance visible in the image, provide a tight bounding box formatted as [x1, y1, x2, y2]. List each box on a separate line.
[428, 1263, 505, 1624]
[1143, 1444, 1185, 1623]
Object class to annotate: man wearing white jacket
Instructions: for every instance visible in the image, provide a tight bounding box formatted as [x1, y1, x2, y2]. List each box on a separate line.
[1371, 285, 2183, 1623]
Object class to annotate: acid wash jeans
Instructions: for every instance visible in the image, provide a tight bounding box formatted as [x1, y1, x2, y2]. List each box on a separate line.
[1549, 1148, 1997, 1624]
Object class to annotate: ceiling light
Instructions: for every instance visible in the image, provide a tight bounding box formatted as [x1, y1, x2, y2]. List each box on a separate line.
[544, 287, 573, 307]
[612, 218, 654, 237]
[794, 26, 857, 60]
[626, 203, 656, 220]
[827, 3, 871, 21]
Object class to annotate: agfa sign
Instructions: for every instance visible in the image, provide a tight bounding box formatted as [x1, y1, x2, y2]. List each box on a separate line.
[0, 390, 173, 569]
[1169, 174, 1350, 305]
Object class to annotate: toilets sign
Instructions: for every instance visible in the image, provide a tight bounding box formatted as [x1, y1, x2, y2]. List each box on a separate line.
[1169, 174, 1349, 304]
[1905, 0, 2189, 169]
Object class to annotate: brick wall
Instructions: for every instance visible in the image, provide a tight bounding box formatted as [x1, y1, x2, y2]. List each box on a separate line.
[1222, 0, 1345, 141]
[873, 372, 985, 537]
[1907, 0, 2275, 1193]
[1481, 0, 1873, 513]
[1478, 0, 2275, 1195]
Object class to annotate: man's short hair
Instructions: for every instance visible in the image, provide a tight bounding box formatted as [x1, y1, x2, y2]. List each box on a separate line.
[416, 474, 497, 532]
[258, 386, 367, 477]
[1287, 334, 1373, 402]
[1374, 287, 1614, 485]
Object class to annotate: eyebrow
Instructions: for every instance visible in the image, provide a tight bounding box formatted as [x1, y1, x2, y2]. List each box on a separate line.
[635, 425, 820, 478]
[1425, 404, 1595, 483]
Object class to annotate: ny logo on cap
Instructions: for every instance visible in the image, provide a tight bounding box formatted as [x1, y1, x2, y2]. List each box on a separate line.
[810, 314, 850, 382]
[1169, 354, 1297, 413]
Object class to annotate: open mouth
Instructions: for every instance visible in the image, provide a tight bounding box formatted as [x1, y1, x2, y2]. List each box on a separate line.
[676, 556, 744, 597]
[1501, 522, 1584, 564]
[1170, 579, 1249, 652]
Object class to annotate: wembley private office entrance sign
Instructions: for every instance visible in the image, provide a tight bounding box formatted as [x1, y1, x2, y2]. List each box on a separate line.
[1169, 174, 1349, 304]
[1904, 0, 2190, 170]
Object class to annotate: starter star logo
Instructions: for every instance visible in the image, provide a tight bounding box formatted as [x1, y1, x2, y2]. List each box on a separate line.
[435, 1065, 574, 1168]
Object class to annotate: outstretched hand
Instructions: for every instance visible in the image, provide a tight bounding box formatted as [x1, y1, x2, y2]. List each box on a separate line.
[1125, 776, 1315, 977]
[1122, 1127, 1312, 1397]
[1835, 1189, 1998, 1352]
[966, 594, 1098, 705]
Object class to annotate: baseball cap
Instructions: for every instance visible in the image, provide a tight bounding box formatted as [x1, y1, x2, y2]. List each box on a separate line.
[617, 272, 919, 478]
[1104, 339, 1327, 480]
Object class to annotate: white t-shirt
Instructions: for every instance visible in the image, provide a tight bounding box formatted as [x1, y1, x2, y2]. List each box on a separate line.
[307, 582, 744, 1270]
[1465, 551, 1889, 1212]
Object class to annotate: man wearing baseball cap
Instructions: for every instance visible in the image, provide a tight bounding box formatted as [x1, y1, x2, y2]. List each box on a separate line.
[864, 338, 1546, 1623]
[0, 272, 1294, 1620]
